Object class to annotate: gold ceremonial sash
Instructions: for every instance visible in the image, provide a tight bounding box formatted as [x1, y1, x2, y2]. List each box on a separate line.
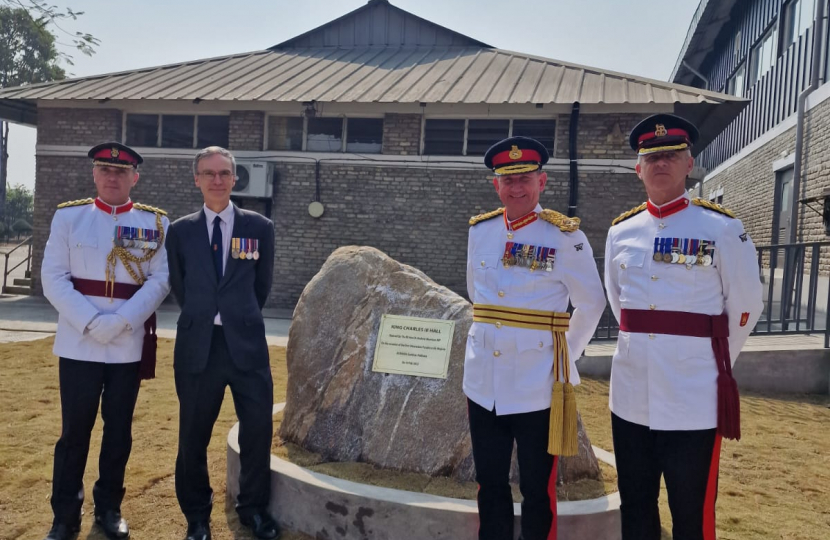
[472, 303, 579, 456]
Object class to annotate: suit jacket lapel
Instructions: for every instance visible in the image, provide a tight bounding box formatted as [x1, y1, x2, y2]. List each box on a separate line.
[219, 205, 245, 289]
[193, 210, 218, 283]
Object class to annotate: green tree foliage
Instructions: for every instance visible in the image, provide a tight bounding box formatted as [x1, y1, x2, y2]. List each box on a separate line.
[4, 183, 33, 235]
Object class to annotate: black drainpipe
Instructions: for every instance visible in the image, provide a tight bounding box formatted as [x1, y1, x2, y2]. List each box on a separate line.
[567, 102, 581, 218]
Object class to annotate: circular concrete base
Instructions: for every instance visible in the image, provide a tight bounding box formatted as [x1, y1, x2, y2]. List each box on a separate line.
[227, 403, 620, 540]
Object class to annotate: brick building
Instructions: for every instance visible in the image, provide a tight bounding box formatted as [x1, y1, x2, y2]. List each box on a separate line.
[0, 0, 743, 308]
[673, 0, 830, 269]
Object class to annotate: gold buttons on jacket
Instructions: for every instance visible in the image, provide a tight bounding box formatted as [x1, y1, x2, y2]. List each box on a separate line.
[507, 232, 514, 239]
[649, 304, 656, 310]
[620, 263, 626, 269]
[538, 341, 544, 348]
[481, 261, 486, 267]
[659, 223, 666, 229]
[495, 322, 502, 329]
[651, 275, 658, 281]
[498, 291, 505, 297]
[649, 334, 655, 339]
[493, 350, 501, 357]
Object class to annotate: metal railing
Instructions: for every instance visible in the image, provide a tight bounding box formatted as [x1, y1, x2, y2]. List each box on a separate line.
[1, 236, 33, 293]
[592, 241, 830, 347]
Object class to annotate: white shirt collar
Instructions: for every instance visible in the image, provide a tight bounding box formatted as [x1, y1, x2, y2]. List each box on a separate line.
[203, 202, 234, 223]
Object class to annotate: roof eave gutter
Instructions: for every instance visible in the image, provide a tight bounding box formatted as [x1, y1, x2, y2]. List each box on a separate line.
[681, 60, 710, 90]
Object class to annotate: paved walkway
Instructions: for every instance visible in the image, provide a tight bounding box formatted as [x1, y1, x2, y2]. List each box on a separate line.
[1, 294, 826, 352]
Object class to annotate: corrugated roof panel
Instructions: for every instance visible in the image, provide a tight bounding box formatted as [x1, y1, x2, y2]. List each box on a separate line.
[358, 48, 436, 102]
[265, 48, 379, 101]
[529, 63, 565, 103]
[315, 47, 407, 101]
[202, 52, 299, 100]
[507, 59, 545, 104]
[418, 49, 480, 102]
[441, 51, 498, 103]
[181, 53, 276, 100]
[555, 67, 584, 103]
[0, 45, 741, 108]
[486, 56, 529, 103]
[377, 47, 455, 102]
[463, 52, 512, 103]
[579, 72, 604, 104]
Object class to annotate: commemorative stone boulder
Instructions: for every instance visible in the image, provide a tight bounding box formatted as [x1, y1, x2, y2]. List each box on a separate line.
[279, 246, 600, 484]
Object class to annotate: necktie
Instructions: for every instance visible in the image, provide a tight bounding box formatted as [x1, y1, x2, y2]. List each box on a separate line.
[212, 215, 223, 280]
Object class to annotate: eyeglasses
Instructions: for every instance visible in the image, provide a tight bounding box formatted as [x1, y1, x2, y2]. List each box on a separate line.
[196, 170, 234, 181]
[642, 151, 686, 164]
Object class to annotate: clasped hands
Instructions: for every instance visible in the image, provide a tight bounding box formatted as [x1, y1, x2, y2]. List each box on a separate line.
[86, 313, 131, 344]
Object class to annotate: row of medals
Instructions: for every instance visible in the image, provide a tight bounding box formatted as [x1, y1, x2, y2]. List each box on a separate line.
[653, 244, 715, 268]
[502, 244, 555, 272]
[114, 227, 158, 250]
[231, 238, 260, 260]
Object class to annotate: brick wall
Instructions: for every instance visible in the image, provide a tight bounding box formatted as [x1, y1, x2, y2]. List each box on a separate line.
[37, 108, 121, 146]
[382, 113, 421, 155]
[229, 111, 264, 151]
[556, 113, 643, 160]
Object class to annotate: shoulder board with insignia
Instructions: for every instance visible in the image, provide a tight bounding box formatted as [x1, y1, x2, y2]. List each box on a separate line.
[692, 198, 736, 218]
[469, 208, 505, 226]
[539, 209, 580, 233]
[611, 202, 648, 226]
[56, 198, 94, 209]
[133, 203, 168, 216]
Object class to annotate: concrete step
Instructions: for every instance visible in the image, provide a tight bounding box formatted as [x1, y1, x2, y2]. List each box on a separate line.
[4, 285, 33, 295]
[13, 278, 32, 286]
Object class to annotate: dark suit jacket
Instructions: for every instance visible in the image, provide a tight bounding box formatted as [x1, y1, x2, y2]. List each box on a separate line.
[166, 205, 275, 373]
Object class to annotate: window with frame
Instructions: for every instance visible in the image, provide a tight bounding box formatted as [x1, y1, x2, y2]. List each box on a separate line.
[267, 116, 303, 151]
[727, 64, 746, 97]
[784, 0, 816, 45]
[345, 118, 383, 153]
[749, 24, 778, 86]
[422, 118, 556, 156]
[125, 113, 229, 148]
[306, 118, 343, 152]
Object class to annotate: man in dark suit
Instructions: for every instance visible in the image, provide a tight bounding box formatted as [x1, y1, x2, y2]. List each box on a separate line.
[166, 146, 278, 540]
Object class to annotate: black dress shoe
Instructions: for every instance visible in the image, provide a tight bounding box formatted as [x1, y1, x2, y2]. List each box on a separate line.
[94, 510, 129, 539]
[185, 520, 211, 540]
[239, 512, 281, 540]
[44, 520, 80, 540]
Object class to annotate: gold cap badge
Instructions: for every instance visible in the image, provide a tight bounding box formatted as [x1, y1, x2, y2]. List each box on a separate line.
[508, 145, 523, 160]
[110, 148, 120, 158]
[654, 124, 667, 137]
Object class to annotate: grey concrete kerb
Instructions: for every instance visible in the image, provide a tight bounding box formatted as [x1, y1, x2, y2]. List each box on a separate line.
[226, 404, 621, 540]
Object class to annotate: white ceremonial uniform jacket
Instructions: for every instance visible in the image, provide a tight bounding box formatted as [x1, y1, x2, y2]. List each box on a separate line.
[464, 204, 607, 415]
[604, 193, 763, 430]
[41, 200, 171, 364]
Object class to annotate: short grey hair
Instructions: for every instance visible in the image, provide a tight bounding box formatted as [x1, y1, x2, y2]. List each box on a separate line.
[193, 146, 236, 175]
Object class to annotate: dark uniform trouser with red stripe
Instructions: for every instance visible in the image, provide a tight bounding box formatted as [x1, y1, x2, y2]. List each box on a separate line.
[612, 413, 722, 540]
[468, 399, 558, 540]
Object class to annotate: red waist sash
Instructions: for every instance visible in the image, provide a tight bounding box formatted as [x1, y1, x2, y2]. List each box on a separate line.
[620, 308, 740, 440]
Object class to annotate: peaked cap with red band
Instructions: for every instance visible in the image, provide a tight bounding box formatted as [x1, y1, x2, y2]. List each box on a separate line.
[88, 141, 143, 169]
[484, 136, 549, 176]
[629, 114, 699, 156]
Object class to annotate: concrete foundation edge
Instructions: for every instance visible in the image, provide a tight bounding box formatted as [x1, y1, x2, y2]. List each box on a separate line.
[579, 348, 830, 394]
[226, 403, 621, 540]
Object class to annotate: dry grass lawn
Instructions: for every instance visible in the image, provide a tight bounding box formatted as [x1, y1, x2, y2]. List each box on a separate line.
[1, 337, 829, 539]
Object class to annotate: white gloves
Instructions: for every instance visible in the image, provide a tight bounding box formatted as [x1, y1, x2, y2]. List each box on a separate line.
[87, 313, 130, 344]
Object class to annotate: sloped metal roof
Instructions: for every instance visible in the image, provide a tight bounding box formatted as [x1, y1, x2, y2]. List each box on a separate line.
[0, 46, 741, 106]
[671, 0, 740, 86]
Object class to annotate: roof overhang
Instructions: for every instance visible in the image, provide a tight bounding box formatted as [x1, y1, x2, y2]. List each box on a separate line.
[0, 99, 37, 127]
[675, 98, 749, 156]
[671, 0, 741, 87]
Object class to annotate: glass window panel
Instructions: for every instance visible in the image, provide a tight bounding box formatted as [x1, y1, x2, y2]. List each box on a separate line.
[511, 119, 556, 155]
[267, 116, 304, 151]
[423, 119, 465, 155]
[125, 114, 158, 147]
[345, 118, 383, 153]
[465, 120, 509, 156]
[161, 115, 195, 148]
[306, 117, 343, 152]
[196, 115, 229, 148]
[799, 0, 815, 36]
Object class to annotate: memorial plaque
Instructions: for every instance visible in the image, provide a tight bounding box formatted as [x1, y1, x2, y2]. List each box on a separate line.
[372, 314, 455, 379]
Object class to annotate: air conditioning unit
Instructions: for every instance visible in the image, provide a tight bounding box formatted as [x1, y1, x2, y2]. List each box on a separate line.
[233, 161, 273, 198]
